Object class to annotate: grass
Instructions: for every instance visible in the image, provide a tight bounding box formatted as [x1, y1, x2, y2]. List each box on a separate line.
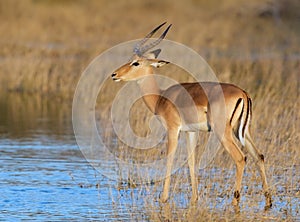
[0, 0, 299, 220]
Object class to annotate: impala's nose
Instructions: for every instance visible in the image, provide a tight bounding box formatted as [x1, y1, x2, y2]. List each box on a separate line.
[111, 73, 120, 82]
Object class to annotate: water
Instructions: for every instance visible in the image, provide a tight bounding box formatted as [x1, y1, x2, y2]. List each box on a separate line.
[0, 93, 299, 221]
[0, 93, 166, 221]
[0, 94, 146, 221]
[0, 139, 152, 221]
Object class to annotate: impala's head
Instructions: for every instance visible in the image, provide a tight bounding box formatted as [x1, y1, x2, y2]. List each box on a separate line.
[111, 50, 169, 82]
[111, 22, 171, 82]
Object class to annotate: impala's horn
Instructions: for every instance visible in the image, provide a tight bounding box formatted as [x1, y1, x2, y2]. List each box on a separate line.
[133, 22, 172, 56]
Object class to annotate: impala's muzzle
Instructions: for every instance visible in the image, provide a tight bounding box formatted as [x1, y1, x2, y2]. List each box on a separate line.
[111, 73, 120, 82]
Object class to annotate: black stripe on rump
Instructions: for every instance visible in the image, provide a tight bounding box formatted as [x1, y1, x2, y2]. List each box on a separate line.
[230, 98, 243, 125]
[242, 98, 251, 138]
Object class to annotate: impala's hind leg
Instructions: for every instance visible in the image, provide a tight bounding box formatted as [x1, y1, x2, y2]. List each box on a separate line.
[214, 126, 246, 209]
[245, 131, 272, 209]
[186, 131, 199, 204]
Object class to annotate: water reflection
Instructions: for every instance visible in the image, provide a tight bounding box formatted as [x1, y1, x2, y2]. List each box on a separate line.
[0, 93, 74, 142]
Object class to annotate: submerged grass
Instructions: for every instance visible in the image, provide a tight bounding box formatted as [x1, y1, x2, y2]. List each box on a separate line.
[1, 0, 299, 220]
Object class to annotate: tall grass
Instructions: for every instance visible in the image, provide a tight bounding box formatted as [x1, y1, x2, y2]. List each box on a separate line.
[0, 0, 299, 98]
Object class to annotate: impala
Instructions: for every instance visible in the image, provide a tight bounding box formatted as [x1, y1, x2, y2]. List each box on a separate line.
[111, 22, 272, 209]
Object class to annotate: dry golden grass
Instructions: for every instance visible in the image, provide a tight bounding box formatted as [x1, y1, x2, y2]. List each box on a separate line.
[0, 0, 299, 220]
[0, 0, 299, 97]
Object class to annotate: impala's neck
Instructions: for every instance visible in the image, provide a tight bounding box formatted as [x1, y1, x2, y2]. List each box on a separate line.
[137, 74, 161, 114]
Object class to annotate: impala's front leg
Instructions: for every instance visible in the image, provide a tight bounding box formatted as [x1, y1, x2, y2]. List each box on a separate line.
[160, 129, 179, 203]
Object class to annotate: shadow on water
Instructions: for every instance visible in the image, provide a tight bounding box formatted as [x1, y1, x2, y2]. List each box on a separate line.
[0, 93, 299, 221]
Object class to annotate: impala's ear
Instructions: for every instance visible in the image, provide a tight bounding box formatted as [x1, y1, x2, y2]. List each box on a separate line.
[144, 49, 161, 59]
[150, 60, 169, 68]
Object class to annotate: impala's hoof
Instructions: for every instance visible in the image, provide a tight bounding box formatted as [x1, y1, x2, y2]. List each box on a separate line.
[233, 190, 240, 205]
[232, 190, 241, 213]
[160, 198, 168, 203]
[264, 203, 272, 211]
[190, 195, 198, 205]
[232, 199, 240, 214]
[159, 193, 169, 203]
[264, 191, 272, 210]
[233, 204, 241, 214]
[232, 198, 239, 207]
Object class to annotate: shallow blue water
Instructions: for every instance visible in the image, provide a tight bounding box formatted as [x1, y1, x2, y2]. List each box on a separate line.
[1, 138, 299, 221]
[0, 142, 147, 221]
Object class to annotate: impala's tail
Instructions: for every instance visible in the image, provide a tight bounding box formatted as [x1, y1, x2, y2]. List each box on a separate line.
[231, 95, 252, 146]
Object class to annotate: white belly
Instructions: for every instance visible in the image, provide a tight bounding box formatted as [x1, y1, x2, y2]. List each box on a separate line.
[181, 122, 210, 132]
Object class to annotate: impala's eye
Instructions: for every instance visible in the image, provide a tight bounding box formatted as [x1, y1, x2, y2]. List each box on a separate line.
[131, 62, 139, 66]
